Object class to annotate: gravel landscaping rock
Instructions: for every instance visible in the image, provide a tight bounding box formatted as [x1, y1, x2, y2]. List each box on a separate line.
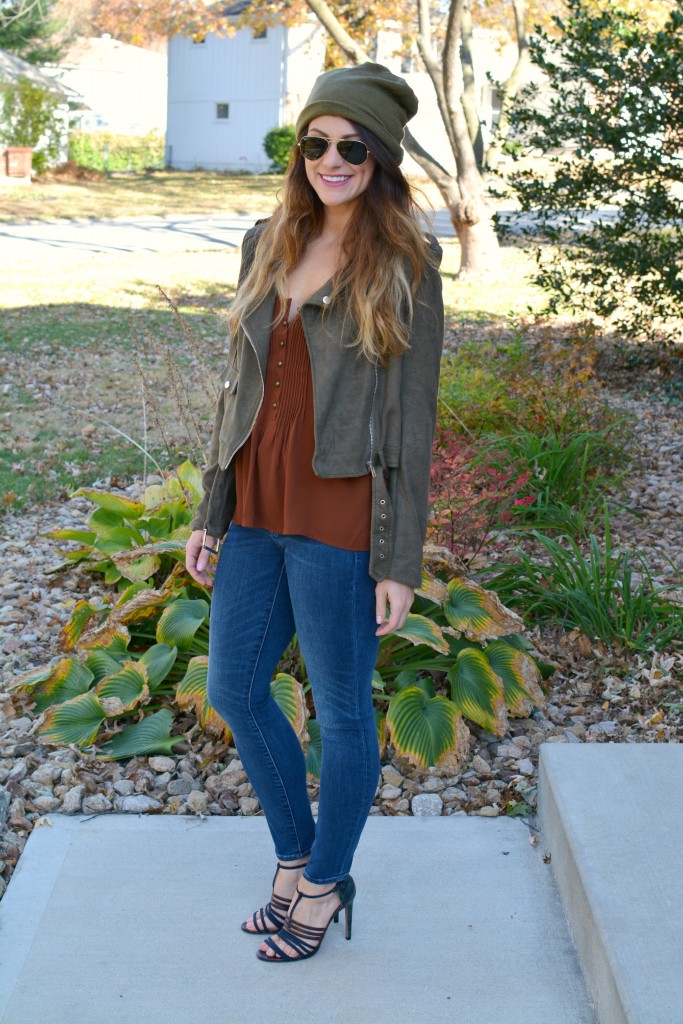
[411, 793, 444, 816]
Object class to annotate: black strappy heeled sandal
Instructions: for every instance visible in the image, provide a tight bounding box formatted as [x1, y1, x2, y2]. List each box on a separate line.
[241, 861, 308, 934]
[256, 876, 356, 962]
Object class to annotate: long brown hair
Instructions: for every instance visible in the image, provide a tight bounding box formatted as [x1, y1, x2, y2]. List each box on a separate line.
[228, 123, 437, 364]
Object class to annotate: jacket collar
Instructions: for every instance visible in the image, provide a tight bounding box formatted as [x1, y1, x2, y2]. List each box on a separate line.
[241, 281, 334, 365]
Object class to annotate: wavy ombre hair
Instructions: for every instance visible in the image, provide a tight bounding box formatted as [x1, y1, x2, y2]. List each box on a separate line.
[227, 122, 437, 364]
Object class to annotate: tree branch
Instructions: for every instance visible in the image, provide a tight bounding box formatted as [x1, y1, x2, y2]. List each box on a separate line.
[303, 0, 369, 64]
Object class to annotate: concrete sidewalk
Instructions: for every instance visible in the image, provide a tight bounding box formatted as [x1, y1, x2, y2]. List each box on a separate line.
[0, 813, 594, 1024]
[539, 743, 683, 1024]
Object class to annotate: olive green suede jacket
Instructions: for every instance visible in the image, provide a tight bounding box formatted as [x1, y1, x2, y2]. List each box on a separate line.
[190, 221, 444, 589]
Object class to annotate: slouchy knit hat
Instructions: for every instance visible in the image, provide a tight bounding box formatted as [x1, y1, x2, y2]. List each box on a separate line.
[295, 62, 418, 165]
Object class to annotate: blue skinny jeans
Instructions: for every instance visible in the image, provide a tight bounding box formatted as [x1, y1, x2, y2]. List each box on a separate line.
[206, 524, 381, 885]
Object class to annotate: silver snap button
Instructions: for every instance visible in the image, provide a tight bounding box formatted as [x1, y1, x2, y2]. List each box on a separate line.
[224, 380, 230, 388]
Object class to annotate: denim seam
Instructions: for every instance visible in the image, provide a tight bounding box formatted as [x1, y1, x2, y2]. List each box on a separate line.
[246, 558, 307, 858]
[306, 551, 373, 885]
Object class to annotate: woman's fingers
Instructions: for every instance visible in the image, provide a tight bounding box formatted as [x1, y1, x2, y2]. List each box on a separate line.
[185, 530, 218, 587]
[375, 580, 414, 636]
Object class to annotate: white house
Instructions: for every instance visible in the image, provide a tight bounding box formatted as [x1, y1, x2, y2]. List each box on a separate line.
[166, 7, 534, 175]
[44, 36, 167, 135]
[166, 14, 325, 172]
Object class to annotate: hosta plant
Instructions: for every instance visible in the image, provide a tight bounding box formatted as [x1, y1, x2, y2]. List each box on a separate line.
[370, 574, 549, 773]
[14, 468, 549, 775]
[45, 461, 202, 586]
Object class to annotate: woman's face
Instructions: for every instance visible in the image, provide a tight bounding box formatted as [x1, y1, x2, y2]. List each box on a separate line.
[302, 115, 376, 213]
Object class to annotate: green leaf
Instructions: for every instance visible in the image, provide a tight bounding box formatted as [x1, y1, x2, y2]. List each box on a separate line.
[14, 658, 94, 713]
[92, 527, 138, 555]
[87, 507, 124, 531]
[394, 669, 419, 690]
[75, 488, 146, 520]
[98, 708, 181, 760]
[444, 579, 523, 641]
[271, 672, 307, 739]
[137, 643, 177, 691]
[305, 718, 322, 779]
[392, 613, 450, 654]
[95, 662, 149, 715]
[111, 550, 161, 582]
[175, 460, 204, 497]
[448, 648, 508, 735]
[175, 655, 229, 738]
[46, 528, 96, 545]
[86, 648, 124, 684]
[156, 598, 209, 650]
[38, 690, 106, 746]
[386, 687, 464, 769]
[372, 670, 386, 691]
[483, 640, 545, 717]
[115, 581, 152, 605]
[62, 599, 108, 651]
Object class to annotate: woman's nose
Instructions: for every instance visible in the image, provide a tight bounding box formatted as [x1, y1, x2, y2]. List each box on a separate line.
[320, 142, 345, 170]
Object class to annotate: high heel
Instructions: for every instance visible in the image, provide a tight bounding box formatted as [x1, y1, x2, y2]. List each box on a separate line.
[241, 861, 308, 934]
[256, 876, 356, 962]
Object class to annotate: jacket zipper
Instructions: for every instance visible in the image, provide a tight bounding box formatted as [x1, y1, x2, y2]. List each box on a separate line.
[366, 363, 379, 478]
[219, 322, 265, 470]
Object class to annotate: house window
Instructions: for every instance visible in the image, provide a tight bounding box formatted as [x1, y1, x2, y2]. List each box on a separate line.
[216, 103, 230, 120]
[252, 26, 267, 40]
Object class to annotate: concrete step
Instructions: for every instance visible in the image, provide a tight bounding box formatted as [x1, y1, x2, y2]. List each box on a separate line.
[538, 742, 683, 1024]
[0, 813, 594, 1024]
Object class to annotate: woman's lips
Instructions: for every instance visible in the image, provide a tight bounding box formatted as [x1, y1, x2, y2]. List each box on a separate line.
[319, 174, 352, 186]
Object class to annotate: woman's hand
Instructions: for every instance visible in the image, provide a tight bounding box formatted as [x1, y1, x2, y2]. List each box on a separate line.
[375, 579, 414, 637]
[186, 529, 218, 587]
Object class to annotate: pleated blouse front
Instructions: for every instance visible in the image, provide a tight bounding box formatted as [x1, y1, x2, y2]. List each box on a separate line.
[233, 299, 372, 551]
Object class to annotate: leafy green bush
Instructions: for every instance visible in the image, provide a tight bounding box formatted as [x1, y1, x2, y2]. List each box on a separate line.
[263, 125, 296, 172]
[503, 0, 683, 341]
[0, 76, 62, 173]
[68, 130, 164, 172]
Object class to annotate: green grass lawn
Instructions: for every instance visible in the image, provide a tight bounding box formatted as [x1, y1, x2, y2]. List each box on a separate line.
[0, 173, 551, 511]
[0, 170, 283, 222]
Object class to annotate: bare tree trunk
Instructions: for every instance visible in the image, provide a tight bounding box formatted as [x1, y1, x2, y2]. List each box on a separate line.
[484, 0, 530, 169]
[459, 2, 482, 156]
[442, 0, 501, 274]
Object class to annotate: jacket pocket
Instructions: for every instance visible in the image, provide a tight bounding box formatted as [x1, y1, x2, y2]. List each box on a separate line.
[219, 362, 239, 396]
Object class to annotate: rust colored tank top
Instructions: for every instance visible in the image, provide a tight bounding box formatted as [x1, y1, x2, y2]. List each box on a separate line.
[233, 299, 372, 551]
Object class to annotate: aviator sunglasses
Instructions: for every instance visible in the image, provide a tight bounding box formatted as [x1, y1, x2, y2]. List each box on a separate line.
[298, 135, 370, 166]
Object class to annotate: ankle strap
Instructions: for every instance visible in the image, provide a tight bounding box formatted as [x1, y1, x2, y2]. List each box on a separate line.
[294, 884, 337, 901]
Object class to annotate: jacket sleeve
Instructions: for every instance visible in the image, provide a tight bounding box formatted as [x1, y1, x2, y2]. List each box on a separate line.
[384, 239, 444, 588]
[188, 222, 264, 534]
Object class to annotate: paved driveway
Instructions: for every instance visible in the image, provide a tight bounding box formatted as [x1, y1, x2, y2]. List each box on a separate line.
[0, 210, 458, 257]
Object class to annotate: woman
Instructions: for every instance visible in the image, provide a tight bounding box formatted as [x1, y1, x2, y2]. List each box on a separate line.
[185, 62, 444, 963]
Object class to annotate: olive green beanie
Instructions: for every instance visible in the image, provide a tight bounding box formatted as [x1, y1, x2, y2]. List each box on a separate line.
[295, 62, 418, 165]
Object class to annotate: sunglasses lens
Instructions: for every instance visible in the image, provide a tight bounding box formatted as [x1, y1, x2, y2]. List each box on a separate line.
[299, 137, 329, 161]
[337, 140, 369, 165]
